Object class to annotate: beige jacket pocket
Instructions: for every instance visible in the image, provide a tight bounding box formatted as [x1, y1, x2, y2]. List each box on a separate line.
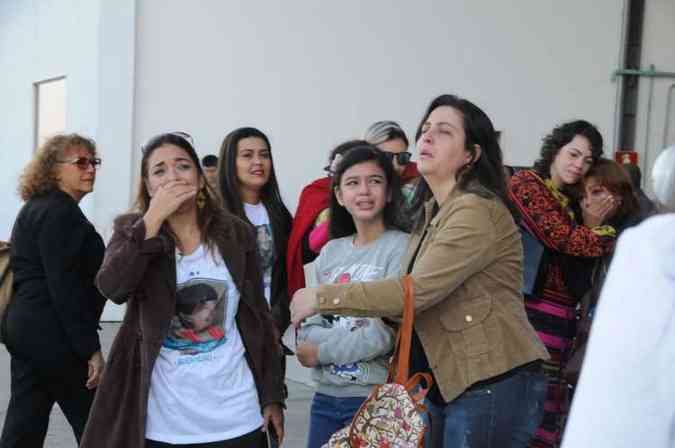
[440, 296, 493, 357]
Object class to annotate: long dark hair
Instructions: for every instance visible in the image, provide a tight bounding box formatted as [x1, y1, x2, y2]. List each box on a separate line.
[411, 94, 511, 221]
[218, 127, 292, 256]
[134, 132, 229, 256]
[328, 144, 402, 239]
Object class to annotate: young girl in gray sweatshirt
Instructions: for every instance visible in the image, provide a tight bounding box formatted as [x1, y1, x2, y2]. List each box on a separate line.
[296, 144, 409, 448]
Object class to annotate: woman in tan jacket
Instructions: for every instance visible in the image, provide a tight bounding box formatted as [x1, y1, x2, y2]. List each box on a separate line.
[292, 94, 549, 447]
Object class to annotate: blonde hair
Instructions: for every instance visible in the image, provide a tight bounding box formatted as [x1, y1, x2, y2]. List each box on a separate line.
[18, 134, 97, 201]
[363, 120, 409, 147]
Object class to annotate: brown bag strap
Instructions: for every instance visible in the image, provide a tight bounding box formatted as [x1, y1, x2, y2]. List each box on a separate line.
[387, 275, 415, 385]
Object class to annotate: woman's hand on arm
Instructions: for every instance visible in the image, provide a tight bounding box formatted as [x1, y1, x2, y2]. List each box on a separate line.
[290, 287, 319, 327]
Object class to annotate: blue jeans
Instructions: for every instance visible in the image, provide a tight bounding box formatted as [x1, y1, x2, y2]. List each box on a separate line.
[423, 365, 547, 448]
[306, 393, 366, 448]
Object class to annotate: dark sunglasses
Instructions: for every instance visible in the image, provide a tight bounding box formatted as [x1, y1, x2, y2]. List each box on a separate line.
[383, 151, 412, 166]
[57, 157, 102, 170]
[141, 131, 194, 154]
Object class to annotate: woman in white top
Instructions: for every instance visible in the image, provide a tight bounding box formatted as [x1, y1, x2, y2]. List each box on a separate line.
[561, 146, 675, 448]
[218, 127, 293, 337]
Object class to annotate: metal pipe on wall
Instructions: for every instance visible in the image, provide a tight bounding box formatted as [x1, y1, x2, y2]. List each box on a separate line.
[644, 65, 656, 169]
[663, 84, 675, 149]
[613, 68, 675, 78]
[611, 0, 631, 154]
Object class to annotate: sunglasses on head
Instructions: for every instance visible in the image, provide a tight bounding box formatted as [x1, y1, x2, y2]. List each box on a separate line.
[383, 151, 412, 166]
[141, 131, 195, 154]
[57, 157, 102, 170]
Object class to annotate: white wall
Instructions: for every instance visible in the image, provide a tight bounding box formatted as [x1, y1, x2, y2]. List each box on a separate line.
[94, 0, 137, 320]
[0, 0, 101, 239]
[94, 0, 137, 242]
[0, 1, 644, 324]
[0, 0, 628, 230]
[0, 0, 136, 320]
[133, 0, 624, 212]
[634, 0, 675, 189]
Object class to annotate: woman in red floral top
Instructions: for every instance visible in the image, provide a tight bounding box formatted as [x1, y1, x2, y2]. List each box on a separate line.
[509, 120, 617, 448]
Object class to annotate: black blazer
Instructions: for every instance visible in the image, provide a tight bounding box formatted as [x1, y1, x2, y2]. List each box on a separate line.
[6, 189, 105, 366]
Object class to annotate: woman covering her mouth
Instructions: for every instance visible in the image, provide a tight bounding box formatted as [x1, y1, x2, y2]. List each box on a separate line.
[80, 132, 284, 448]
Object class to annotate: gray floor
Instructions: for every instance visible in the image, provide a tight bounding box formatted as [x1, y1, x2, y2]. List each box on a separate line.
[0, 323, 314, 447]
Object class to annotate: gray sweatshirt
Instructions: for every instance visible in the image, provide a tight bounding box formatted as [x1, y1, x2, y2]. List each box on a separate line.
[298, 229, 408, 397]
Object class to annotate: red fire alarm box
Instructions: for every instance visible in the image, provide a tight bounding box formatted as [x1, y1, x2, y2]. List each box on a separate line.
[614, 151, 639, 165]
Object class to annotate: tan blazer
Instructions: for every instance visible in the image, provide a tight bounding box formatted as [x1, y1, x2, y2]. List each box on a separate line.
[317, 187, 549, 402]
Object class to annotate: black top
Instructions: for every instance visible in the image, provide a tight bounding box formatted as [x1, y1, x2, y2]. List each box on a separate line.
[405, 210, 447, 405]
[6, 189, 106, 365]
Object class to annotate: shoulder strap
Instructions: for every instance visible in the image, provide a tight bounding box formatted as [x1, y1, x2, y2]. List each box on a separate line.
[387, 275, 415, 385]
[0, 241, 10, 286]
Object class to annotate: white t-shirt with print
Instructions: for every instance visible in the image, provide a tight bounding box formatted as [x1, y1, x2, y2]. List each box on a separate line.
[244, 202, 274, 305]
[145, 245, 263, 444]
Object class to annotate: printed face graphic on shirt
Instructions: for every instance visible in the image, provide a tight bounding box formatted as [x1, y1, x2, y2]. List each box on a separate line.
[164, 279, 228, 355]
[255, 223, 274, 268]
[254, 223, 274, 296]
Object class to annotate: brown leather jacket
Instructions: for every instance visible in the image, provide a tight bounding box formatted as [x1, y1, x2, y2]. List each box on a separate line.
[318, 187, 549, 402]
[80, 213, 284, 448]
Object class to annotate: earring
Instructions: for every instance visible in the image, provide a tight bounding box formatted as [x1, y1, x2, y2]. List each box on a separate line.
[196, 190, 206, 210]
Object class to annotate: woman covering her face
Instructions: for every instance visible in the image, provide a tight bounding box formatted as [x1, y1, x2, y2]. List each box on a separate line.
[563, 159, 643, 390]
[561, 146, 675, 448]
[80, 133, 284, 448]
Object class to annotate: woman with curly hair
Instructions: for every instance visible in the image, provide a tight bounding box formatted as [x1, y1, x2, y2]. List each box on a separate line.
[0, 134, 106, 447]
[508, 121, 617, 447]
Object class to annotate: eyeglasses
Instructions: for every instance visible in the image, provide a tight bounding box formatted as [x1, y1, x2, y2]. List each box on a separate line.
[141, 131, 194, 154]
[56, 157, 102, 170]
[383, 151, 412, 166]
